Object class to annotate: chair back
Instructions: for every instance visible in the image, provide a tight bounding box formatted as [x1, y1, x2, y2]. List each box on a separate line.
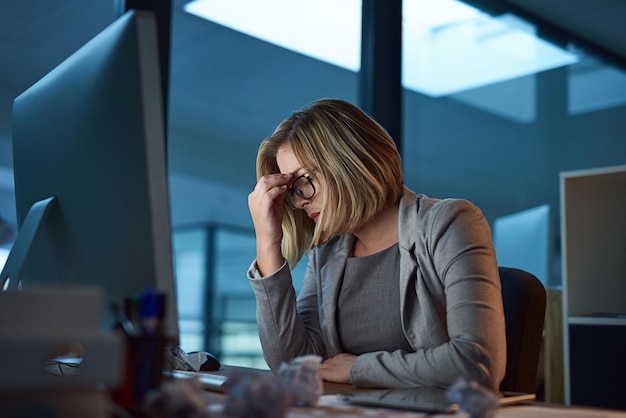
[499, 266, 546, 394]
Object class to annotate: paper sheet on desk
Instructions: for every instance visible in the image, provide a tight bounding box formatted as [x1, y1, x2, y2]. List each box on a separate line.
[494, 406, 626, 418]
[287, 395, 432, 417]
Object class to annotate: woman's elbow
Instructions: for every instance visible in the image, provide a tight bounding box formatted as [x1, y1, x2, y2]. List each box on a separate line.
[453, 343, 506, 392]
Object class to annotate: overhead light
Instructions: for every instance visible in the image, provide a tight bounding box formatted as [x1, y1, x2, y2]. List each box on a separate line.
[403, 10, 578, 96]
[185, 0, 578, 97]
[184, 0, 362, 72]
[568, 56, 626, 115]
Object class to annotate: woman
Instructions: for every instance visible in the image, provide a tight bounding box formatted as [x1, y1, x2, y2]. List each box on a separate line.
[247, 98, 506, 390]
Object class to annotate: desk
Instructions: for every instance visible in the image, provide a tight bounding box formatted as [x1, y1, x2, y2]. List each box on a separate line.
[208, 364, 374, 395]
[199, 367, 626, 418]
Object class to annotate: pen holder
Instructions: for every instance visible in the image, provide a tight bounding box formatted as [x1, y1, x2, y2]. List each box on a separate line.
[112, 334, 172, 414]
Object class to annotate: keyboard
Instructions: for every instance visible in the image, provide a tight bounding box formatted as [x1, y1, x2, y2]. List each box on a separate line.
[163, 369, 228, 392]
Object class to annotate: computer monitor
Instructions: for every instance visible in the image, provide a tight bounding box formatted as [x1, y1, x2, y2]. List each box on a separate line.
[493, 204, 552, 287]
[0, 10, 179, 341]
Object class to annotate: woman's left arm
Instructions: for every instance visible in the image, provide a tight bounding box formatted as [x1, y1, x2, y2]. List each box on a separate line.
[349, 199, 507, 390]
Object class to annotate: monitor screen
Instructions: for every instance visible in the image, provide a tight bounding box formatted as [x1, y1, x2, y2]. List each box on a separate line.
[493, 204, 552, 287]
[1, 10, 179, 341]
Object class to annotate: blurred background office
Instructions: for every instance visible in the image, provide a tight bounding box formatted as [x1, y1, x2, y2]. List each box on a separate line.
[0, 0, 625, 371]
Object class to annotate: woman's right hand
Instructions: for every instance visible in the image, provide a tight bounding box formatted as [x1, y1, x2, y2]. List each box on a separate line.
[248, 173, 293, 276]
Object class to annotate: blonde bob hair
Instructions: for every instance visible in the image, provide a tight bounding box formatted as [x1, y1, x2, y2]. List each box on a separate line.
[256, 98, 404, 267]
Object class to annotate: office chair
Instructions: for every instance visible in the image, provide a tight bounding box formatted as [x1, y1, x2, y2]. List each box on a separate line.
[498, 266, 547, 394]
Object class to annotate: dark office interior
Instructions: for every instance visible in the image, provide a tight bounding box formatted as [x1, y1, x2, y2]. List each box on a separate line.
[0, 0, 625, 410]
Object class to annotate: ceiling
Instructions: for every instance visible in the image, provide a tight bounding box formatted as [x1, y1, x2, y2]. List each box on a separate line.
[1, 0, 625, 236]
[503, 0, 626, 61]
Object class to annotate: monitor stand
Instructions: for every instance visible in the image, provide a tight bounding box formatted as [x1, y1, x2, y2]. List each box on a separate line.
[0, 196, 56, 291]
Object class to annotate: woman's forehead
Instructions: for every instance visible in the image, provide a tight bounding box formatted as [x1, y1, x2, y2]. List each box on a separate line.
[276, 145, 302, 174]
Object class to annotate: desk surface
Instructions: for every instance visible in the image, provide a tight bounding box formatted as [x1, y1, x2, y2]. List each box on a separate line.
[212, 365, 377, 393]
[202, 366, 626, 418]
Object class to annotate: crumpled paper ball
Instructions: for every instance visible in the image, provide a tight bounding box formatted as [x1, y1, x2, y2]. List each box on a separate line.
[221, 354, 323, 417]
[222, 371, 290, 418]
[278, 354, 323, 406]
[446, 378, 499, 418]
[143, 376, 211, 418]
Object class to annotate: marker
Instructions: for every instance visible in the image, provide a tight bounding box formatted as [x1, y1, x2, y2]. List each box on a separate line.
[139, 290, 164, 336]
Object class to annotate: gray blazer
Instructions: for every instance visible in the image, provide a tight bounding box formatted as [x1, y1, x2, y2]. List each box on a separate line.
[248, 188, 506, 390]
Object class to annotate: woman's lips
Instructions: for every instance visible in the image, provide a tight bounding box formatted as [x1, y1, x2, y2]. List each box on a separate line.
[309, 212, 319, 223]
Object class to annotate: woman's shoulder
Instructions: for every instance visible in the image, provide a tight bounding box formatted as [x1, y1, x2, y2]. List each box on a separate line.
[420, 195, 479, 215]
[400, 190, 487, 243]
[402, 189, 481, 219]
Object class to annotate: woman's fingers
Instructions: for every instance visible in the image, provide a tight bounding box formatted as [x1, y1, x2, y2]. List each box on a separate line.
[252, 173, 292, 198]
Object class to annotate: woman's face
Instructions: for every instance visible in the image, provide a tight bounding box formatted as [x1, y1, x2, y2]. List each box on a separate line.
[276, 144, 323, 224]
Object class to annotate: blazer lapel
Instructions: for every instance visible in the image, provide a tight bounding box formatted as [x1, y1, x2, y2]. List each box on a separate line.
[398, 189, 421, 336]
[319, 234, 353, 357]
[398, 188, 420, 289]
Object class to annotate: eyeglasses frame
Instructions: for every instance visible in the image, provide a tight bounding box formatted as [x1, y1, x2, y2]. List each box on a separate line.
[287, 173, 316, 208]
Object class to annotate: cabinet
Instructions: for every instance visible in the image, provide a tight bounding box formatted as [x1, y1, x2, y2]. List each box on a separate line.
[560, 165, 626, 409]
[540, 288, 563, 404]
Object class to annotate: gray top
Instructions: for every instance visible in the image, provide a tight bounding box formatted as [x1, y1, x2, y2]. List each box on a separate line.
[338, 243, 412, 354]
[247, 188, 506, 390]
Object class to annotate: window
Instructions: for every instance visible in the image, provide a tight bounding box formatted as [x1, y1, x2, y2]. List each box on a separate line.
[173, 225, 307, 368]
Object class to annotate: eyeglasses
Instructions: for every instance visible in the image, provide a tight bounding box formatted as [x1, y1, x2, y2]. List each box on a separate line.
[287, 173, 316, 208]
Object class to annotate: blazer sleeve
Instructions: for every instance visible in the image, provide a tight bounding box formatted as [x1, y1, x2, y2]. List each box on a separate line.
[247, 259, 326, 372]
